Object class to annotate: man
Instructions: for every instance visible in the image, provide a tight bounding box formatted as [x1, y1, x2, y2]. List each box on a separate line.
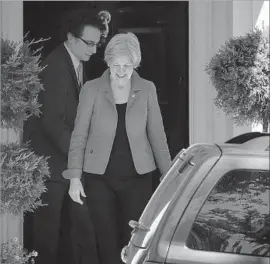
[23, 9, 111, 264]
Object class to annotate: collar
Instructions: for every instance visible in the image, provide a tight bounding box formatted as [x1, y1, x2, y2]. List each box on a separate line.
[98, 69, 142, 92]
[64, 42, 81, 70]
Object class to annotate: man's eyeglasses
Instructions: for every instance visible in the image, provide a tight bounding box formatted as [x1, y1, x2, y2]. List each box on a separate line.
[77, 36, 101, 48]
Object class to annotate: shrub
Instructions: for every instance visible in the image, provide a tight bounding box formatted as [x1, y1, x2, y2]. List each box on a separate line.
[205, 28, 269, 131]
[0, 142, 50, 215]
[1, 237, 38, 264]
[1, 35, 48, 130]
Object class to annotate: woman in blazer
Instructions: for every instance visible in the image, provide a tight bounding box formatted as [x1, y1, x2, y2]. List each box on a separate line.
[63, 32, 171, 264]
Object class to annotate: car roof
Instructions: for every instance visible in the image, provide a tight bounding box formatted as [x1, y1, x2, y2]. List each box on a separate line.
[218, 134, 269, 155]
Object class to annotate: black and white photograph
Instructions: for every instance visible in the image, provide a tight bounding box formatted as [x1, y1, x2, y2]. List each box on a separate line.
[0, 1, 269, 264]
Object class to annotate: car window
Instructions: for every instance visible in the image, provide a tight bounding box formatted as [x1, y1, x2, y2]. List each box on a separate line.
[186, 169, 270, 257]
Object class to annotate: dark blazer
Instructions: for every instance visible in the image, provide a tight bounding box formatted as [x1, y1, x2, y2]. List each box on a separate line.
[23, 43, 87, 181]
[63, 69, 171, 179]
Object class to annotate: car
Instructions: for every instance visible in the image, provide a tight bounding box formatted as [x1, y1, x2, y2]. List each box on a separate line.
[121, 132, 270, 264]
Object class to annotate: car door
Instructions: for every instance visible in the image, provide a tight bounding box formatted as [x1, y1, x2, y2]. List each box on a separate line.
[123, 145, 222, 264]
[166, 153, 269, 264]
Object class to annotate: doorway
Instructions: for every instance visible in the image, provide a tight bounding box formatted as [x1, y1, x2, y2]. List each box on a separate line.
[23, 1, 189, 159]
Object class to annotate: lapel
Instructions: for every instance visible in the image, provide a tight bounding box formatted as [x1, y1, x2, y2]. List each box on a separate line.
[98, 69, 115, 109]
[61, 44, 81, 97]
[127, 71, 142, 111]
[98, 69, 142, 111]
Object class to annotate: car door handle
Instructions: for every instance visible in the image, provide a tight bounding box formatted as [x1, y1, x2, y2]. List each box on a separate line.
[178, 155, 195, 173]
[129, 220, 150, 231]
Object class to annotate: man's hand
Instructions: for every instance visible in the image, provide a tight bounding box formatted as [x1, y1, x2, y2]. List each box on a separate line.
[69, 178, 86, 205]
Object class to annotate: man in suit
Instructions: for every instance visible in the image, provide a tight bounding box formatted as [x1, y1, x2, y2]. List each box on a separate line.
[23, 9, 111, 264]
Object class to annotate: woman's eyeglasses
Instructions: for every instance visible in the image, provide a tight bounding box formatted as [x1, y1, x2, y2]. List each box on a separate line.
[77, 36, 101, 48]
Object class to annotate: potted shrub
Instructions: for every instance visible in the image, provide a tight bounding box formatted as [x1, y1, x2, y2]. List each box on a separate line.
[1, 36, 46, 130]
[1, 35, 50, 263]
[205, 27, 269, 132]
[0, 142, 50, 215]
[1, 237, 38, 264]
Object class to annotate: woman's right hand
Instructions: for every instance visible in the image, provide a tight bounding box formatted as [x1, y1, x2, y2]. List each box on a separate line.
[69, 178, 86, 205]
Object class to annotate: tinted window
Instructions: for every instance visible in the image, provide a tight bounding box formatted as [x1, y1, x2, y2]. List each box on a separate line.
[187, 170, 270, 257]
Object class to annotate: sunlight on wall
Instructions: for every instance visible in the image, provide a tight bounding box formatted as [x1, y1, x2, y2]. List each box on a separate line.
[255, 1, 269, 29]
[252, 1, 269, 132]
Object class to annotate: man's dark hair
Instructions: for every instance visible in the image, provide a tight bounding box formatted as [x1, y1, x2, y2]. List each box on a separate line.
[60, 9, 104, 40]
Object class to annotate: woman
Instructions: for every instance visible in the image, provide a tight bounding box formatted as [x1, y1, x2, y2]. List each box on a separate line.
[63, 32, 171, 263]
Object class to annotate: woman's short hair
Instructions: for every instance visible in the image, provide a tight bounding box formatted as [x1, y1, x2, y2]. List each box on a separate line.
[104, 32, 141, 68]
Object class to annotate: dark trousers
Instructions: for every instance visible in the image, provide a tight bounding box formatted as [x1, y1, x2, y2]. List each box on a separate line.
[25, 181, 71, 264]
[26, 180, 99, 264]
[69, 193, 99, 264]
[83, 172, 153, 264]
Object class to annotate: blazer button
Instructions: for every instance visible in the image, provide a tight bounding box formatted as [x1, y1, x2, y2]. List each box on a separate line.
[90, 149, 93, 153]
